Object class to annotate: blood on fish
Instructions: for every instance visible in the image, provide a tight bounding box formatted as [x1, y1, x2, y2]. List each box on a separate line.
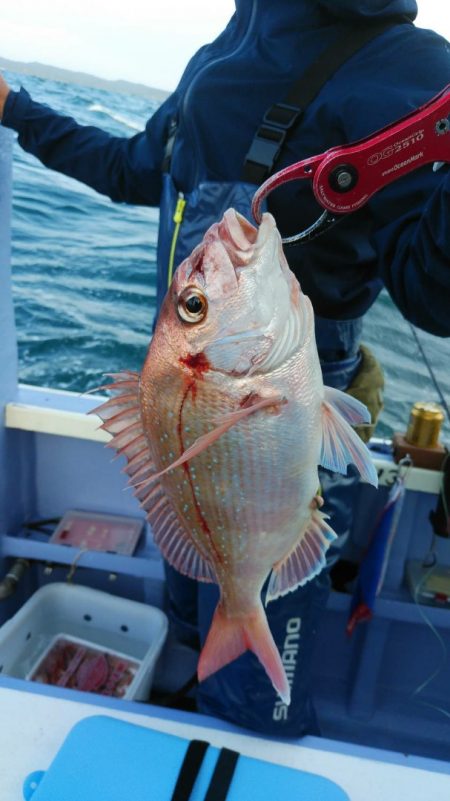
[239, 392, 261, 408]
[190, 250, 205, 276]
[179, 352, 210, 375]
[240, 392, 286, 415]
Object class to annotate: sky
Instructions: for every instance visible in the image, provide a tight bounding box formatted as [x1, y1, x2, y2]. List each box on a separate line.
[0, 1, 449, 92]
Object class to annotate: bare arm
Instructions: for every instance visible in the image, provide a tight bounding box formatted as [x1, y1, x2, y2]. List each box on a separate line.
[0, 73, 10, 120]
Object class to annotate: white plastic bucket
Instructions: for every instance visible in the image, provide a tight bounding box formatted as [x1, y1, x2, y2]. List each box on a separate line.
[0, 583, 168, 700]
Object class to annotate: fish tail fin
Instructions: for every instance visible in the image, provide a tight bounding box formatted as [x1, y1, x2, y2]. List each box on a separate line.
[198, 602, 291, 705]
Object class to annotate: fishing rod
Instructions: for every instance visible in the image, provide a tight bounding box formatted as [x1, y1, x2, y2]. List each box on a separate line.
[408, 322, 450, 426]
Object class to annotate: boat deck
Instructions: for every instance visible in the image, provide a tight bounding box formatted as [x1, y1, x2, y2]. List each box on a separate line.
[1, 676, 449, 800]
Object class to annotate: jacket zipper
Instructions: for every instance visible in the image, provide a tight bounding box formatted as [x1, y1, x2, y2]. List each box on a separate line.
[167, 192, 186, 288]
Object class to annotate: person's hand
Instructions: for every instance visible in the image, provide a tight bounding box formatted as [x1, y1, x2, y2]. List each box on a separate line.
[0, 73, 11, 120]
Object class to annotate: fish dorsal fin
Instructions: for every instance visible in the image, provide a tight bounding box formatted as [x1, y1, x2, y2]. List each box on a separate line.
[266, 510, 337, 604]
[91, 371, 216, 583]
[320, 387, 378, 487]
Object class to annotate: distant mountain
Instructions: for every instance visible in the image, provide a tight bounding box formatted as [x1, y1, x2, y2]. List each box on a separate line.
[0, 57, 169, 102]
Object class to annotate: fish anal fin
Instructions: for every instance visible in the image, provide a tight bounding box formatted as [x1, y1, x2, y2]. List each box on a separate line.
[324, 385, 371, 426]
[266, 509, 337, 604]
[320, 399, 378, 487]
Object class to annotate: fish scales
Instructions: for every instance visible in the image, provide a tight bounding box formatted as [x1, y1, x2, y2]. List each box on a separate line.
[146, 368, 314, 577]
[94, 208, 377, 704]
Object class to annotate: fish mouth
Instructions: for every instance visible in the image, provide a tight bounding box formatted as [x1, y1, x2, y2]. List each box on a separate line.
[222, 209, 258, 247]
[216, 209, 258, 268]
[215, 208, 280, 273]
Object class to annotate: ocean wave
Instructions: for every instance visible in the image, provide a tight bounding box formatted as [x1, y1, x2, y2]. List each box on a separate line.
[88, 103, 143, 131]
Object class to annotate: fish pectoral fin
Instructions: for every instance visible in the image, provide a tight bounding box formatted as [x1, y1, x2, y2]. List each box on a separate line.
[319, 390, 378, 487]
[148, 393, 286, 481]
[323, 385, 372, 425]
[214, 392, 287, 425]
[265, 510, 337, 604]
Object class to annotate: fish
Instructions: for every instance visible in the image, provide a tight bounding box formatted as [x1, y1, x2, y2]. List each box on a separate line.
[93, 209, 378, 705]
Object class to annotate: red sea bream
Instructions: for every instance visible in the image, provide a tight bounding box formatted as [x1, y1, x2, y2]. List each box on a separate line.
[94, 209, 377, 704]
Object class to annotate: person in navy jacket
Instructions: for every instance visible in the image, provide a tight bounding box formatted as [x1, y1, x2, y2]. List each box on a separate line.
[1, 0, 449, 734]
[1, 2, 450, 342]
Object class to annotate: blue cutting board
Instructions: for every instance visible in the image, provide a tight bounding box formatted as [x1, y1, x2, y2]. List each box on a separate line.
[23, 715, 350, 801]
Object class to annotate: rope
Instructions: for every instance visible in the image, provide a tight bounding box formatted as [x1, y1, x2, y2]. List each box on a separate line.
[66, 548, 91, 582]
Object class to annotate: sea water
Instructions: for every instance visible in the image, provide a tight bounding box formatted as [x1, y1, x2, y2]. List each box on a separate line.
[4, 70, 450, 440]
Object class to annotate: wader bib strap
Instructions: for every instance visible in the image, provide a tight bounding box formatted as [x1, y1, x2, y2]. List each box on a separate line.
[242, 17, 413, 184]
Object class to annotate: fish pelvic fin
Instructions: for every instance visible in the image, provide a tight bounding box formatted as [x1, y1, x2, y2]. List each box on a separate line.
[320, 387, 378, 487]
[198, 601, 290, 705]
[266, 509, 337, 604]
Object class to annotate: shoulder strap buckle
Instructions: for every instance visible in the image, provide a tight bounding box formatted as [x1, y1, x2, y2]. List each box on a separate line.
[263, 102, 302, 129]
[244, 103, 303, 184]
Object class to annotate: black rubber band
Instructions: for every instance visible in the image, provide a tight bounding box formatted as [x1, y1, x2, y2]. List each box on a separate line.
[170, 740, 209, 801]
[203, 748, 240, 801]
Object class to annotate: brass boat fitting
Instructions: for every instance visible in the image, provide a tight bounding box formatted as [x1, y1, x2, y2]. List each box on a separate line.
[405, 402, 444, 449]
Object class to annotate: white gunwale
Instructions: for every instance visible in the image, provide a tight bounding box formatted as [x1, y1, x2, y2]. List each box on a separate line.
[4, 384, 442, 494]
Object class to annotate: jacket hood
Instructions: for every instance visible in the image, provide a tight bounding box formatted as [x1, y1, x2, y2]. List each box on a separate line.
[318, 0, 417, 22]
[229, 1, 417, 39]
[235, 0, 418, 30]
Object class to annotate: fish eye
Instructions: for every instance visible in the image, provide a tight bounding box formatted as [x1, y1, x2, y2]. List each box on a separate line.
[177, 287, 208, 324]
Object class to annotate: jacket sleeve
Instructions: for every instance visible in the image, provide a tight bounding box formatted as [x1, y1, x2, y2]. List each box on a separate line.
[372, 166, 450, 337]
[1, 86, 174, 206]
[341, 30, 450, 337]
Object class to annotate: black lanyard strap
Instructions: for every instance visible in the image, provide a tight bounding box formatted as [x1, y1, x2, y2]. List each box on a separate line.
[203, 748, 240, 801]
[170, 740, 210, 801]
